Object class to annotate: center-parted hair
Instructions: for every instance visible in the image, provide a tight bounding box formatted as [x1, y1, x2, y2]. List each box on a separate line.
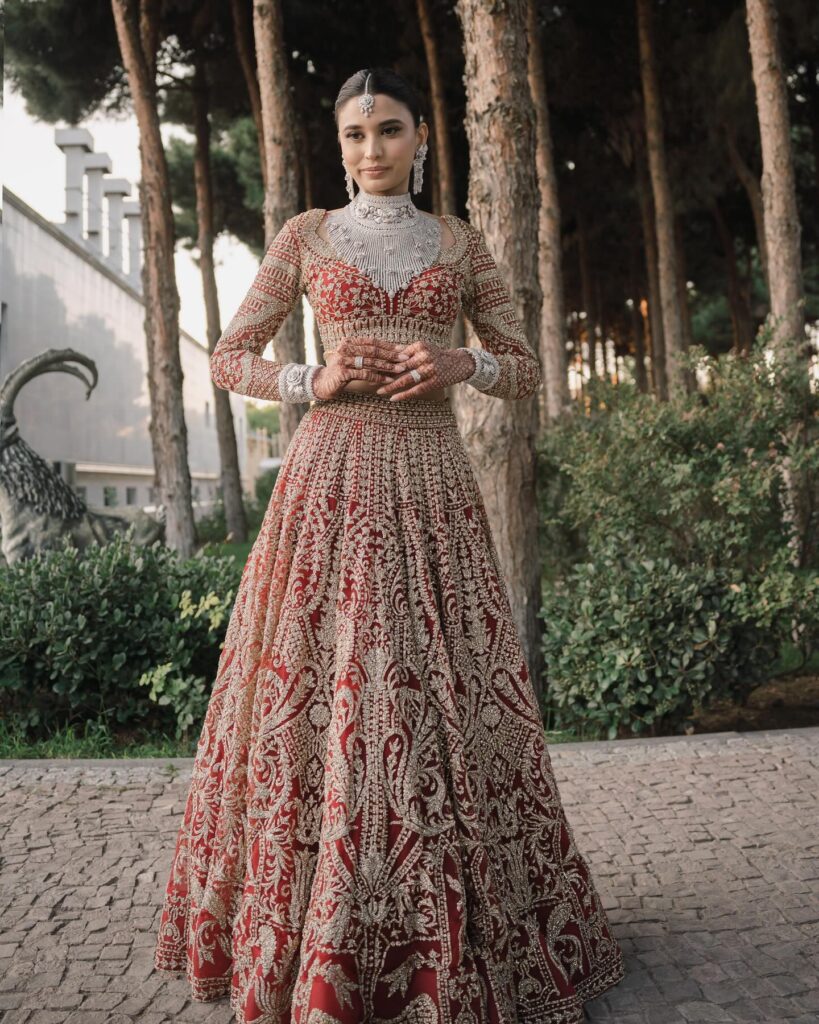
[333, 67, 424, 128]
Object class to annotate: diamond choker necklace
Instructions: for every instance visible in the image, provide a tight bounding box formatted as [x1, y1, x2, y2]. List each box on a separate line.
[325, 190, 442, 298]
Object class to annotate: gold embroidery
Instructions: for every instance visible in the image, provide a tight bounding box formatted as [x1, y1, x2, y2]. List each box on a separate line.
[209, 208, 542, 403]
[155, 222, 623, 1022]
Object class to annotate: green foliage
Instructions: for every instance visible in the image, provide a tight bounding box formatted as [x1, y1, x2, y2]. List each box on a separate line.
[194, 467, 279, 545]
[539, 540, 817, 739]
[538, 331, 819, 737]
[0, 528, 241, 741]
[165, 122, 266, 256]
[138, 589, 233, 739]
[5, 0, 124, 123]
[0, 716, 197, 760]
[246, 401, 281, 436]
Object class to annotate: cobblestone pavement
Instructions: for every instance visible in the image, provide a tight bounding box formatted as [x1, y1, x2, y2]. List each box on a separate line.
[0, 726, 817, 1024]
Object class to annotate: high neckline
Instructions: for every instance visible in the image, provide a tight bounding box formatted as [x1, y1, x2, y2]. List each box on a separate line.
[349, 190, 418, 225]
[325, 190, 440, 296]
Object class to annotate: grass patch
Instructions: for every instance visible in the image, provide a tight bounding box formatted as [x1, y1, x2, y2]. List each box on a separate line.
[199, 535, 257, 569]
[0, 718, 197, 760]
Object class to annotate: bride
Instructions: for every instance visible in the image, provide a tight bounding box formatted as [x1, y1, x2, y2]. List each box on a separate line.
[153, 65, 625, 1024]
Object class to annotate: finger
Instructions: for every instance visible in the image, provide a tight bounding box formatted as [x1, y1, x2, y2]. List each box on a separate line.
[395, 342, 420, 361]
[388, 381, 437, 401]
[342, 355, 404, 373]
[376, 368, 438, 395]
[347, 341, 408, 367]
[362, 370, 397, 383]
[342, 367, 396, 384]
[394, 352, 432, 371]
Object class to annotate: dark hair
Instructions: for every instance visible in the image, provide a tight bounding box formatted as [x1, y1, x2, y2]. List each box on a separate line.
[333, 67, 424, 127]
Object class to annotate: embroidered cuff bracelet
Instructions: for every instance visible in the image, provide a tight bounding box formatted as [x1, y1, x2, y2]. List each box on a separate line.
[277, 363, 322, 403]
[461, 347, 501, 392]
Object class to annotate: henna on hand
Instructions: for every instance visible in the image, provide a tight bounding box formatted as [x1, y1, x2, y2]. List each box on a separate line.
[313, 337, 407, 400]
[374, 342, 474, 401]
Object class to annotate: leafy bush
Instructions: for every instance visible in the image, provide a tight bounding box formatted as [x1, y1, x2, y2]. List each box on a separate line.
[194, 467, 279, 544]
[537, 330, 819, 737]
[0, 528, 241, 740]
[539, 540, 817, 739]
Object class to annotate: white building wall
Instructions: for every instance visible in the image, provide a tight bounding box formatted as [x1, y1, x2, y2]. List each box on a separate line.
[0, 189, 247, 512]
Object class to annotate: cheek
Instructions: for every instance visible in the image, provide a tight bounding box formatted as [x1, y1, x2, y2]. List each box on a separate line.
[388, 136, 415, 158]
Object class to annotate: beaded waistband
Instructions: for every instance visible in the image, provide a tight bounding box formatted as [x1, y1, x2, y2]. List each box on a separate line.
[309, 391, 458, 428]
[318, 315, 454, 351]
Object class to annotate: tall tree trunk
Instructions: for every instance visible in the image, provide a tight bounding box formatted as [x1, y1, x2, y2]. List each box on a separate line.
[300, 114, 314, 210]
[633, 115, 667, 399]
[711, 199, 755, 353]
[253, 0, 306, 448]
[746, 0, 811, 569]
[628, 236, 650, 393]
[111, 0, 195, 556]
[745, 0, 806, 353]
[526, 0, 571, 424]
[806, 58, 819, 210]
[416, 0, 467, 361]
[230, 0, 267, 192]
[577, 214, 601, 389]
[636, 0, 686, 398]
[192, 56, 248, 544]
[724, 123, 770, 295]
[454, 0, 544, 693]
[416, 0, 457, 216]
[674, 214, 693, 355]
[674, 213, 697, 393]
[595, 277, 611, 379]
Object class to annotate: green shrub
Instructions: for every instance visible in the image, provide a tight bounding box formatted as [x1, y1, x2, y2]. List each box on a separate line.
[194, 500, 229, 544]
[537, 329, 819, 737]
[539, 539, 816, 739]
[252, 468, 279, 526]
[0, 528, 241, 740]
[194, 467, 279, 545]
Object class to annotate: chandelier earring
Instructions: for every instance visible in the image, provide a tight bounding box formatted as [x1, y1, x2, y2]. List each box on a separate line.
[412, 141, 428, 195]
[344, 161, 356, 200]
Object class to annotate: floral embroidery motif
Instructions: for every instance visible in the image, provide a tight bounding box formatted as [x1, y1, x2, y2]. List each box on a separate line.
[154, 212, 625, 1022]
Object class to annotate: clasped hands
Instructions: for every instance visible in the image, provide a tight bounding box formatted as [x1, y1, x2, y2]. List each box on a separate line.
[312, 338, 474, 402]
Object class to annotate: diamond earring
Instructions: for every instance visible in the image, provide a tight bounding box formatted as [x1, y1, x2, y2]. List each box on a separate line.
[344, 162, 356, 200]
[412, 142, 428, 195]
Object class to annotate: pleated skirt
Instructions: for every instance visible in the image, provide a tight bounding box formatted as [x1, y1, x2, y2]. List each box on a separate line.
[153, 391, 625, 1023]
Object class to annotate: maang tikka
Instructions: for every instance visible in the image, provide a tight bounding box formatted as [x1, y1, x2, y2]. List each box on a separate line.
[343, 71, 429, 199]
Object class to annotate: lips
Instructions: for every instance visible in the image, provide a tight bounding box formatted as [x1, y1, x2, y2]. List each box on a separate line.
[363, 167, 388, 172]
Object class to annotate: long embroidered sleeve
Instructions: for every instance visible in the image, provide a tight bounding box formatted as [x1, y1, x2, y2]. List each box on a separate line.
[210, 215, 314, 403]
[460, 226, 543, 400]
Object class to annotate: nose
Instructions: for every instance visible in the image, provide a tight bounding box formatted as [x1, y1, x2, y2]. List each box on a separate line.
[364, 134, 384, 160]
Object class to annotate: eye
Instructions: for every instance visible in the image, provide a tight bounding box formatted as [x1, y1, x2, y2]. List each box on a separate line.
[383, 126, 400, 134]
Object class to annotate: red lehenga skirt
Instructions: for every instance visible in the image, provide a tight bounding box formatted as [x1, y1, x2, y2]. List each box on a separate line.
[153, 391, 625, 1023]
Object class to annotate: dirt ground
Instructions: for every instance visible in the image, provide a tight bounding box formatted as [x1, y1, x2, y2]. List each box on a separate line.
[690, 673, 819, 734]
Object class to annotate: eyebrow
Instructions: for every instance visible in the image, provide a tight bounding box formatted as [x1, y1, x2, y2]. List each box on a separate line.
[342, 118, 404, 130]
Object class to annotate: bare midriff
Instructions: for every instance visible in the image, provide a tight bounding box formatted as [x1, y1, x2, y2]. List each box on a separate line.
[323, 351, 448, 402]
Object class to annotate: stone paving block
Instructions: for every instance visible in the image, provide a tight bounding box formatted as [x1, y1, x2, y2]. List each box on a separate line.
[1, 726, 817, 1022]
[0, 1011, 33, 1024]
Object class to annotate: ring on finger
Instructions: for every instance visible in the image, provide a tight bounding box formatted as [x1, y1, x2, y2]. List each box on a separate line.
[409, 368, 422, 384]
[354, 355, 363, 369]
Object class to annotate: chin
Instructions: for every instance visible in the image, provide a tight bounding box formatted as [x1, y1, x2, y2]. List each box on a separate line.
[363, 181, 404, 194]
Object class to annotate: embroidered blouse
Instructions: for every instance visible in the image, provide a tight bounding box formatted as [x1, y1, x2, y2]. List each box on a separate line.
[209, 208, 542, 403]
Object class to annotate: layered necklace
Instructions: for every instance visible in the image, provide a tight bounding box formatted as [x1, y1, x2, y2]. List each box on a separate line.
[325, 190, 442, 298]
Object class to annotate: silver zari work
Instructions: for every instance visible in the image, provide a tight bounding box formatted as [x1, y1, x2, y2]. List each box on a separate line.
[464, 347, 501, 392]
[325, 191, 442, 298]
[277, 362, 321, 403]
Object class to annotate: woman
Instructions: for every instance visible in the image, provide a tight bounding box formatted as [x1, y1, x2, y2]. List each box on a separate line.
[153, 67, 625, 1023]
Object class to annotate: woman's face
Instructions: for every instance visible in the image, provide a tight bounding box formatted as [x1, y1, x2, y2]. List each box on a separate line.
[337, 92, 428, 197]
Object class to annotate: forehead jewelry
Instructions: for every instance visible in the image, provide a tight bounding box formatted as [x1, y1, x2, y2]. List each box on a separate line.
[359, 72, 375, 117]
